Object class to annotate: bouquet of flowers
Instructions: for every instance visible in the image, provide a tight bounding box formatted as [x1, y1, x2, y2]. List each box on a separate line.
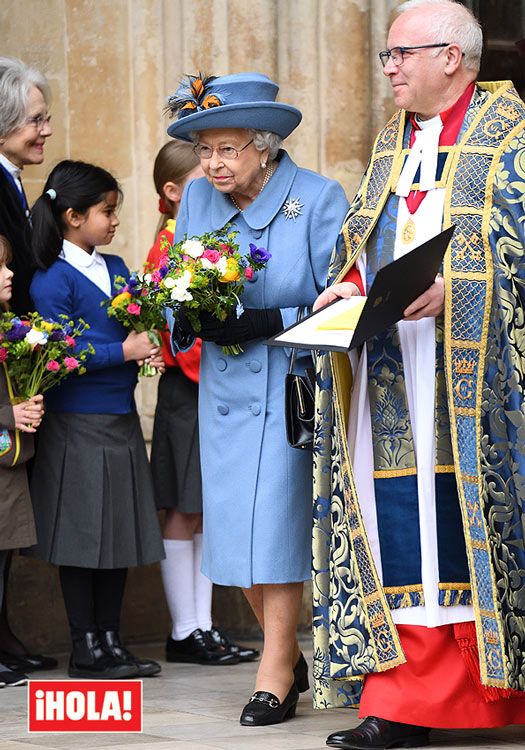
[104, 273, 166, 376]
[156, 225, 271, 355]
[0, 312, 93, 399]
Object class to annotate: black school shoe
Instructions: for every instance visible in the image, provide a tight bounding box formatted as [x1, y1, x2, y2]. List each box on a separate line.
[207, 626, 260, 662]
[68, 632, 138, 679]
[240, 683, 299, 726]
[166, 628, 239, 665]
[0, 668, 28, 686]
[326, 716, 431, 749]
[99, 631, 161, 677]
[0, 649, 58, 672]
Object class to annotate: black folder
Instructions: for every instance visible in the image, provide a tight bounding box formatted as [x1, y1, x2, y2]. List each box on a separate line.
[267, 225, 454, 352]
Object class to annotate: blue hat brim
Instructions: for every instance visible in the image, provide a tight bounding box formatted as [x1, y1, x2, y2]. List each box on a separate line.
[167, 101, 302, 141]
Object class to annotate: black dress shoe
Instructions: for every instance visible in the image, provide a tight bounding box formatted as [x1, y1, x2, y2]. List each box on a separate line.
[207, 626, 260, 662]
[166, 629, 239, 665]
[326, 716, 431, 749]
[99, 631, 161, 677]
[293, 652, 309, 692]
[0, 649, 58, 672]
[68, 632, 138, 679]
[0, 669, 28, 687]
[240, 683, 299, 726]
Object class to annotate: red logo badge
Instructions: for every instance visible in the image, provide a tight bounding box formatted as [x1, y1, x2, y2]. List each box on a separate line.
[28, 681, 142, 733]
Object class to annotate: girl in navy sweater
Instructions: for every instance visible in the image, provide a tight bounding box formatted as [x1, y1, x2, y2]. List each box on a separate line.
[29, 160, 164, 679]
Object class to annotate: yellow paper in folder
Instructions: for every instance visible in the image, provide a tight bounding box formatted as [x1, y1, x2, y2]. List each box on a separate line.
[316, 297, 367, 331]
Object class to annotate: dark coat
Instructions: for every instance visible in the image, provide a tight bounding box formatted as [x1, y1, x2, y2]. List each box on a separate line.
[0, 166, 34, 315]
[0, 366, 36, 550]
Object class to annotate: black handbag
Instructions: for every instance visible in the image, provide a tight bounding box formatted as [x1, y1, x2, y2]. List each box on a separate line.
[284, 311, 315, 450]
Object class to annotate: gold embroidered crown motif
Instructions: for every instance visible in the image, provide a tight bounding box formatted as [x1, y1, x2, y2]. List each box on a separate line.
[455, 356, 476, 375]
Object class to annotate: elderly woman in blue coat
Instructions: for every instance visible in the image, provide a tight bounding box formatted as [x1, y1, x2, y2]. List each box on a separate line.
[167, 72, 349, 726]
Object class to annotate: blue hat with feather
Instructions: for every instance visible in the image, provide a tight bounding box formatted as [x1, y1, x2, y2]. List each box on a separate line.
[166, 72, 302, 141]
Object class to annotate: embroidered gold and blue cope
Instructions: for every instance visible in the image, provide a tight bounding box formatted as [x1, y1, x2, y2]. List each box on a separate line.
[312, 81, 525, 709]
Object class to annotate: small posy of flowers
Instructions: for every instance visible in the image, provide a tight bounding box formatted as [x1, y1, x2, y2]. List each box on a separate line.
[0, 312, 93, 399]
[153, 225, 271, 355]
[103, 273, 167, 376]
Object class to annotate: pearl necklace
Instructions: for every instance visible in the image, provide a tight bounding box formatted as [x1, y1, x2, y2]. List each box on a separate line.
[230, 163, 275, 213]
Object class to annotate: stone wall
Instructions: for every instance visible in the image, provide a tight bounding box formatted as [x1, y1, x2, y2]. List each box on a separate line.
[1, 0, 397, 652]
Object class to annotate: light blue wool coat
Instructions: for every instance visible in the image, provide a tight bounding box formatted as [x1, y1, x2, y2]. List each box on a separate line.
[172, 151, 349, 587]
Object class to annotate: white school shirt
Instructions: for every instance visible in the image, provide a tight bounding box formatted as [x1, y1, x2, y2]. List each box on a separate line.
[60, 240, 112, 296]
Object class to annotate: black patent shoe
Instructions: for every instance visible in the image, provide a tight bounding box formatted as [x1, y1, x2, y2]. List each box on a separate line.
[240, 683, 299, 726]
[166, 628, 239, 665]
[68, 632, 138, 679]
[207, 626, 260, 662]
[100, 630, 161, 677]
[0, 668, 28, 686]
[326, 716, 431, 749]
[0, 649, 58, 672]
[293, 652, 309, 692]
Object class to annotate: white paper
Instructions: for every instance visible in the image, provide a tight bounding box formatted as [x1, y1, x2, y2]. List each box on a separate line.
[272, 296, 366, 350]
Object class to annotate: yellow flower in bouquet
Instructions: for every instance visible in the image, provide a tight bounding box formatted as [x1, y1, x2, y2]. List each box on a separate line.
[220, 258, 241, 283]
[111, 291, 132, 308]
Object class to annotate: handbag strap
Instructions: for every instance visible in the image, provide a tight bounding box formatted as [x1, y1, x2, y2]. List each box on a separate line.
[288, 307, 308, 374]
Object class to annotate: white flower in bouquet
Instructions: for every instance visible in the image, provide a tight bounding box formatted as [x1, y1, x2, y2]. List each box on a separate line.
[25, 328, 48, 348]
[163, 276, 176, 289]
[182, 239, 205, 258]
[170, 270, 194, 302]
[216, 256, 228, 275]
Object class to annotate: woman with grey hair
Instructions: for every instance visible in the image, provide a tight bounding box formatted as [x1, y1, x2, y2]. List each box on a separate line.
[0, 57, 56, 675]
[167, 72, 350, 726]
[0, 56, 52, 314]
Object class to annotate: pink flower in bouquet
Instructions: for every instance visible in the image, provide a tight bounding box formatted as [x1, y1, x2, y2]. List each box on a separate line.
[127, 303, 141, 316]
[220, 243, 234, 255]
[151, 270, 162, 284]
[202, 248, 221, 264]
[21, 320, 31, 327]
[244, 267, 254, 280]
[65, 335, 76, 348]
[46, 360, 60, 372]
[0, 347, 7, 362]
[64, 356, 79, 371]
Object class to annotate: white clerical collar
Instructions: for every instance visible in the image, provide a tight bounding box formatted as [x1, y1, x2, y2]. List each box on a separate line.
[61, 239, 105, 269]
[0, 153, 22, 179]
[396, 115, 443, 197]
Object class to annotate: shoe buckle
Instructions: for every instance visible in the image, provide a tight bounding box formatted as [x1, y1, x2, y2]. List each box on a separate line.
[249, 694, 279, 709]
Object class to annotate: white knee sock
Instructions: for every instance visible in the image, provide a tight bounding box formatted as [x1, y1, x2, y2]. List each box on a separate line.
[194, 533, 213, 632]
[160, 539, 199, 641]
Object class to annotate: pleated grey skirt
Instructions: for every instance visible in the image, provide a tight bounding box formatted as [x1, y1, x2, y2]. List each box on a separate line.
[150, 367, 202, 513]
[26, 411, 164, 569]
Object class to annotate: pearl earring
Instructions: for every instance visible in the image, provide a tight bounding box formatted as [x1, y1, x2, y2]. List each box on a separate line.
[261, 162, 267, 169]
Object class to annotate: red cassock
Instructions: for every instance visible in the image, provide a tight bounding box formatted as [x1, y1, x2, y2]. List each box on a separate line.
[359, 624, 525, 728]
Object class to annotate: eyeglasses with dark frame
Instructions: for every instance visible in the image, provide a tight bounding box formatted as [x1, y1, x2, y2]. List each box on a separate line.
[193, 139, 254, 160]
[378, 43, 450, 68]
[25, 113, 52, 130]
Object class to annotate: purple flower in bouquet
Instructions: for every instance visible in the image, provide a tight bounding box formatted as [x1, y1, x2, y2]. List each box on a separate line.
[49, 328, 66, 341]
[249, 244, 272, 263]
[6, 322, 28, 341]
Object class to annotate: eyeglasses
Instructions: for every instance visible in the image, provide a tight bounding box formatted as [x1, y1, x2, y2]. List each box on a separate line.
[25, 113, 52, 130]
[193, 139, 254, 160]
[378, 43, 450, 67]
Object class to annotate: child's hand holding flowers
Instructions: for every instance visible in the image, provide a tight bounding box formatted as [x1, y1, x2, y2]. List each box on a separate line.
[105, 273, 167, 376]
[13, 394, 44, 433]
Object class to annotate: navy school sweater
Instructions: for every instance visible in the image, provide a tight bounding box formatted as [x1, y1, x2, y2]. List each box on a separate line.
[30, 254, 138, 414]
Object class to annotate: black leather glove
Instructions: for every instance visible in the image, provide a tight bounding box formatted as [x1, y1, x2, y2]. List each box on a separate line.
[198, 308, 283, 346]
[171, 306, 196, 350]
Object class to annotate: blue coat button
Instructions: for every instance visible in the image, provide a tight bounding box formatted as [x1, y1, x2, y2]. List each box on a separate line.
[252, 230, 263, 239]
[217, 404, 229, 415]
[251, 403, 261, 416]
[217, 358, 227, 372]
[248, 360, 262, 373]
